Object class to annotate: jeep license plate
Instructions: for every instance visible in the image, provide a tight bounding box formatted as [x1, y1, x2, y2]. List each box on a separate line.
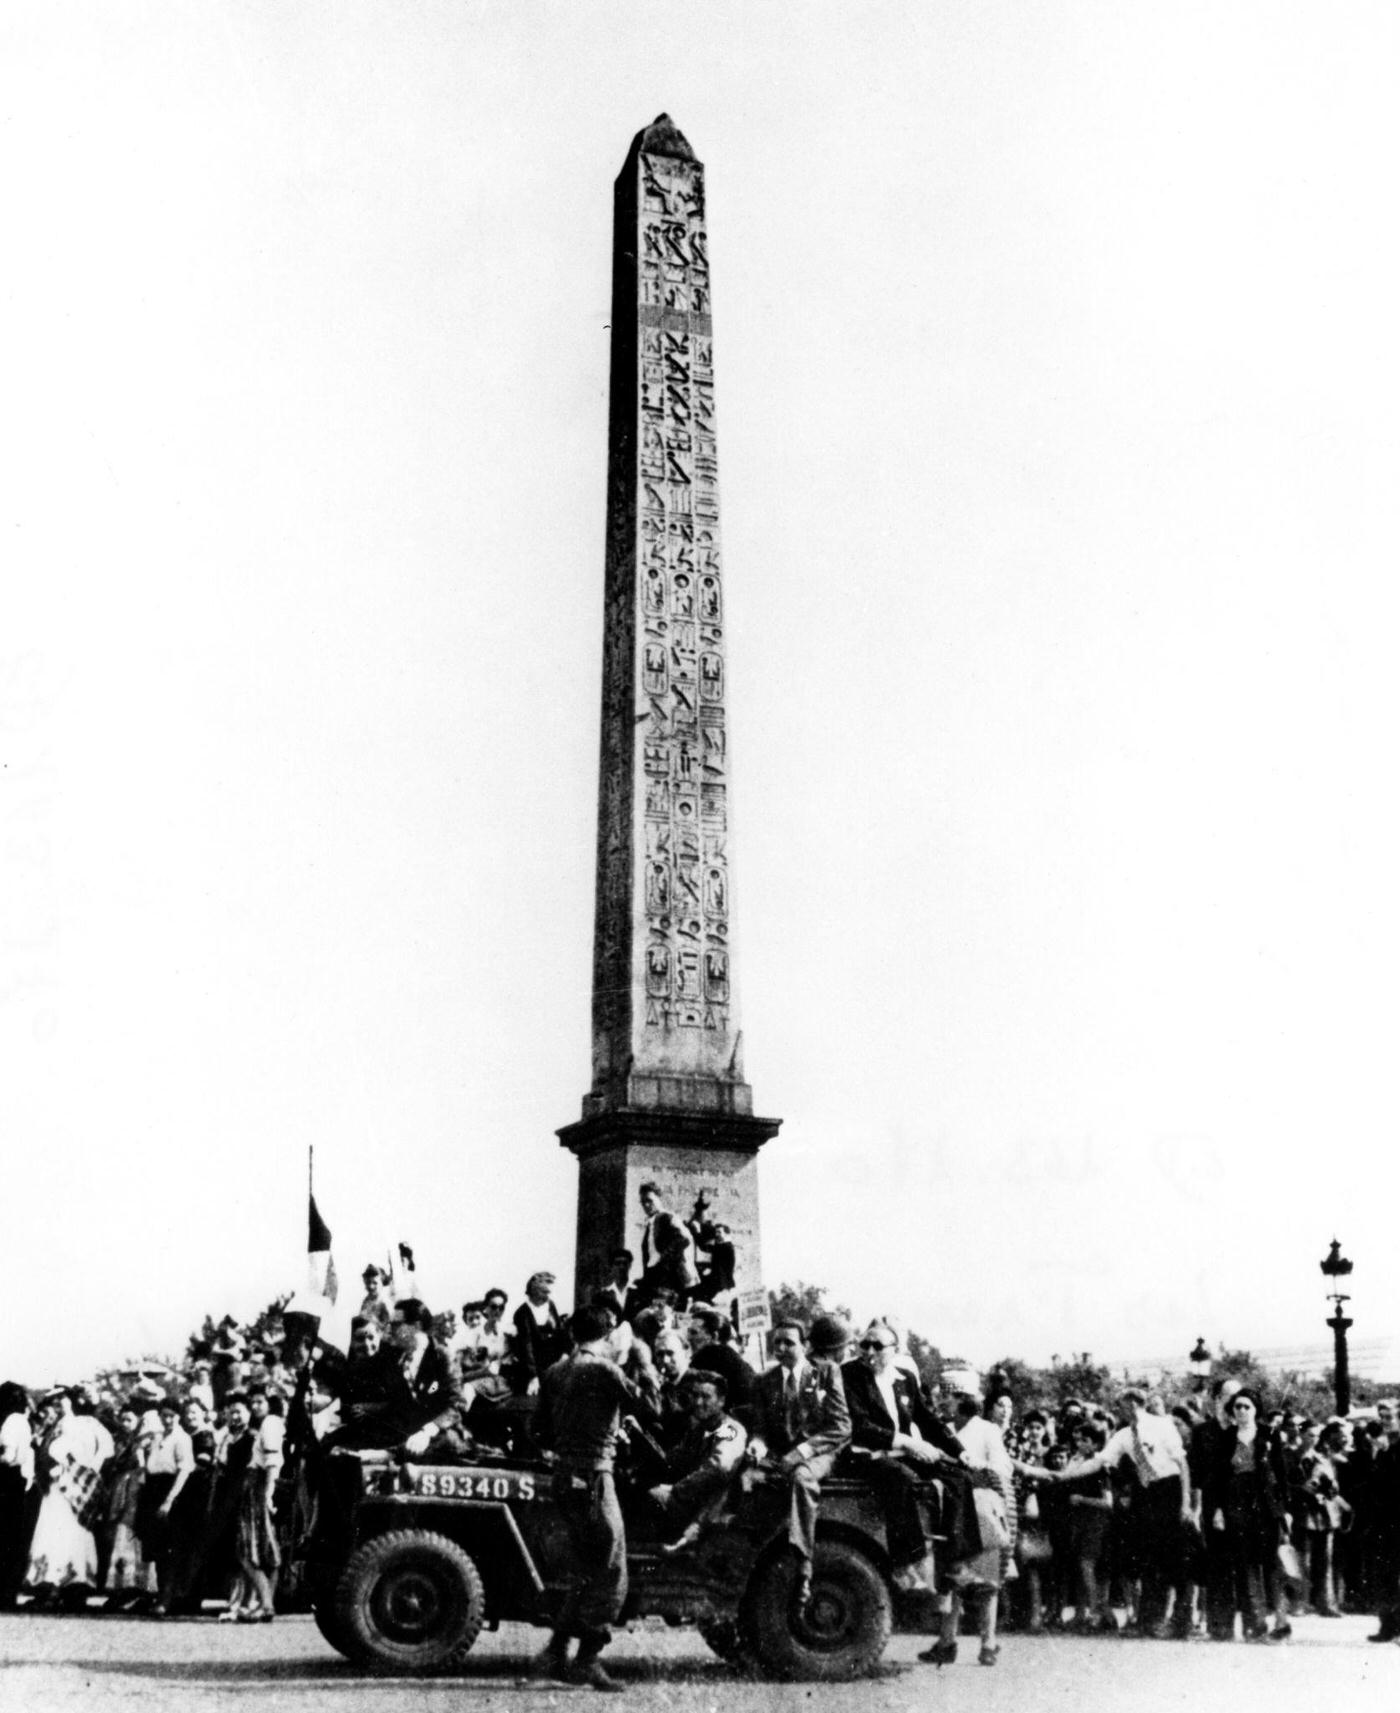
[404, 1466, 539, 1502]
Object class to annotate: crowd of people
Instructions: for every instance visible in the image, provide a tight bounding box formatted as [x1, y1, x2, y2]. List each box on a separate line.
[3, 1192, 1399, 1688]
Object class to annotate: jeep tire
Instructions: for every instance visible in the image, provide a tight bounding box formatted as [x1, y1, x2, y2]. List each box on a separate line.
[312, 1597, 351, 1657]
[332, 1529, 485, 1672]
[745, 1539, 892, 1680]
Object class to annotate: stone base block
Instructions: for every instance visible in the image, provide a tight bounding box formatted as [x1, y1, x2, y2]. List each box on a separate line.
[557, 1109, 780, 1312]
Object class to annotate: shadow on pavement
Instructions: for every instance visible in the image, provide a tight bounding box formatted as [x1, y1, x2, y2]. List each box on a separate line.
[43, 1654, 757, 1687]
[42, 1652, 913, 1689]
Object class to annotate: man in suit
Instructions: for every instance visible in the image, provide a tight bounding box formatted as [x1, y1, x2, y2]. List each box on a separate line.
[747, 1320, 851, 1596]
[841, 1319, 963, 1583]
[385, 1297, 466, 1456]
[638, 1182, 698, 1307]
[636, 1330, 691, 1453]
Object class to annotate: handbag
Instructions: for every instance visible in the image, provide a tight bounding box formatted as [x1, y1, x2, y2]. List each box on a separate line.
[973, 1485, 1011, 1552]
[1016, 1524, 1053, 1565]
[1276, 1539, 1305, 1593]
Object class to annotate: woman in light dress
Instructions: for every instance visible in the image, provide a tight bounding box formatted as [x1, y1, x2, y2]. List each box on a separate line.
[919, 1391, 1017, 1668]
[25, 1388, 113, 1608]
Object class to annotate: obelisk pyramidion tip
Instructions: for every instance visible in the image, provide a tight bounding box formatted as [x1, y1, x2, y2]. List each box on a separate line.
[632, 113, 697, 162]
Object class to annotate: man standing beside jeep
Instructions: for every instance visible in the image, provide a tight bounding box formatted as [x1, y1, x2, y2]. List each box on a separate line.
[531, 1304, 644, 1692]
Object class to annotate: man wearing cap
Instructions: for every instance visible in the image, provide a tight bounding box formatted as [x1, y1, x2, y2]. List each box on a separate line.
[532, 1303, 646, 1692]
[748, 1320, 851, 1597]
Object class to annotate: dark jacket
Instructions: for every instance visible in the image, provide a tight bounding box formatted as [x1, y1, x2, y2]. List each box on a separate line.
[379, 1340, 464, 1442]
[750, 1359, 851, 1462]
[510, 1300, 569, 1391]
[839, 1360, 963, 1460]
[1202, 1424, 1291, 1524]
[640, 1209, 698, 1294]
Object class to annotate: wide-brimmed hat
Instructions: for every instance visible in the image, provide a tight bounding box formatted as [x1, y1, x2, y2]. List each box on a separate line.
[808, 1314, 852, 1358]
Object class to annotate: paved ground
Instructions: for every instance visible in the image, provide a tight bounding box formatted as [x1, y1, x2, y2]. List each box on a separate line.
[1, 1612, 1395, 1713]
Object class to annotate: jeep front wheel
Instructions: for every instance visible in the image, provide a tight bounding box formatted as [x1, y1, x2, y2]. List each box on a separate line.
[745, 1539, 892, 1680]
[312, 1597, 351, 1658]
[332, 1529, 485, 1672]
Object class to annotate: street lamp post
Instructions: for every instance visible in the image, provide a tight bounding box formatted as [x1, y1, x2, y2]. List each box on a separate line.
[1189, 1337, 1211, 1393]
[1319, 1238, 1354, 1417]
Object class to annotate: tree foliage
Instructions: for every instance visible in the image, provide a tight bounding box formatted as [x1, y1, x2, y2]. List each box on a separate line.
[767, 1280, 852, 1331]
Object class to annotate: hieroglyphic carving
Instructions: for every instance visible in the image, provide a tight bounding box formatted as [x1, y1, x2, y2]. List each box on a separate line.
[627, 144, 732, 1044]
[592, 125, 743, 1102]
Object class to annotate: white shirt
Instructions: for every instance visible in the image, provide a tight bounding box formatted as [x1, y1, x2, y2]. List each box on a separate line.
[57, 1413, 113, 1472]
[957, 1414, 1014, 1478]
[249, 1415, 285, 1471]
[604, 1320, 636, 1367]
[1073, 1412, 1186, 1488]
[0, 1413, 34, 1486]
[873, 1368, 903, 1429]
[146, 1423, 194, 1478]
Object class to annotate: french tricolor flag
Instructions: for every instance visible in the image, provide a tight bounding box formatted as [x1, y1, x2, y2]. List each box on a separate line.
[308, 1193, 339, 1305]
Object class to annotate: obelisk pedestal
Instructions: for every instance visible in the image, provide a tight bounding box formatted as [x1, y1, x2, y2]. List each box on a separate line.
[559, 116, 780, 1307]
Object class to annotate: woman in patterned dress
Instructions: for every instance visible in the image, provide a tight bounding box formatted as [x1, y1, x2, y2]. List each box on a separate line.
[25, 1389, 113, 1608]
[233, 1389, 284, 1620]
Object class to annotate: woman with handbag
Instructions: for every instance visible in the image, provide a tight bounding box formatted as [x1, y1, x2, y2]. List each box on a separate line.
[918, 1392, 1016, 1668]
[1203, 1388, 1293, 1641]
[24, 1388, 113, 1611]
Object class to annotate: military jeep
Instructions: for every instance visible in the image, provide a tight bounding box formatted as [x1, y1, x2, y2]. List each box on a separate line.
[303, 1445, 947, 1681]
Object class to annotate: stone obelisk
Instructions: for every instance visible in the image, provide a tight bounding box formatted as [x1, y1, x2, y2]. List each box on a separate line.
[559, 116, 780, 1308]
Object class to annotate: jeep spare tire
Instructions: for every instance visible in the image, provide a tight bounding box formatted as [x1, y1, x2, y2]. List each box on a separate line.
[332, 1529, 485, 1672]
[746, 1538, 892, 1680]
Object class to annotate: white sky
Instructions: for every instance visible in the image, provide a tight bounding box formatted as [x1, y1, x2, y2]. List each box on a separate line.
[4, 1, 1399, 1387]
